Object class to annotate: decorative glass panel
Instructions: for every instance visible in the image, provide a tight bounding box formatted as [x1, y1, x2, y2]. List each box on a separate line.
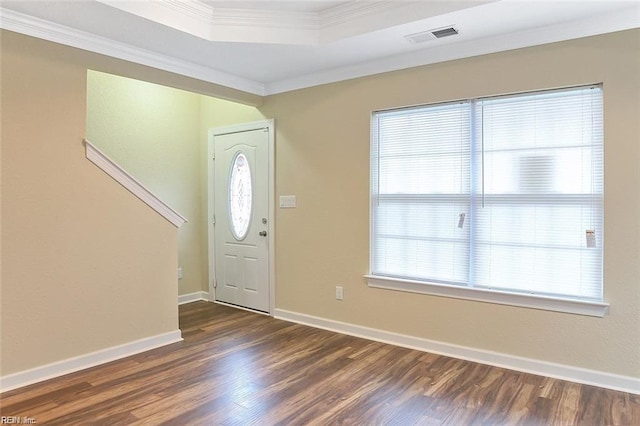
[228, 152, 252, 240]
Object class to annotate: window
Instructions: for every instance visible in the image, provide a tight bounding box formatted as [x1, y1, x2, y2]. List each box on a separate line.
[228, 151, 253, 240]
[368, 85, 607, 316]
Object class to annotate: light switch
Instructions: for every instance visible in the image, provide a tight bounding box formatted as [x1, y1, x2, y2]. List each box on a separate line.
[279, 195, 296, 208]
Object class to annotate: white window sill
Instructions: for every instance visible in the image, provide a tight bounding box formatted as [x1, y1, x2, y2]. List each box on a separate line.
[365, 275, 609, 317]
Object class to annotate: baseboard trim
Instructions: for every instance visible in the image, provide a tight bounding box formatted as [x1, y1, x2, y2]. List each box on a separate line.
[274, 308, 640, 395]
[0, 330, 183, 393]
[178, 291, 210, 305]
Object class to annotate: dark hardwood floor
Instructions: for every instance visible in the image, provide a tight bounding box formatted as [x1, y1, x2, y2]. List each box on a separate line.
[1, 301, 638, 425]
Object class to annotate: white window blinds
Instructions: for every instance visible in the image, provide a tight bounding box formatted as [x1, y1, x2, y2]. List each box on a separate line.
[371, 85, 603, 301]
[371, 102, 471, 285]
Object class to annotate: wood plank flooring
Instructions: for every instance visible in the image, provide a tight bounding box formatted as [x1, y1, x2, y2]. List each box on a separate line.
[1, 301, 638, 425]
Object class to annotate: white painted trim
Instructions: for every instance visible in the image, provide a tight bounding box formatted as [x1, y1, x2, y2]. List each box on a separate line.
[0, 7, 265, 96]
[366, 275, 609, 318]
[0, 330, 182, 393]
[320, 1, 402, 28]
[91, 0, 407, 46]
[212, 9, 318, 31]
[99, 0, 320, 45]
[319, 0, 432, 44]
[97, 0, 214, 42]
[207, 120, 276, 315]
[266, 121, 276, 316]
[84, 139, 188, 228]
[274, 309, 640, 395]
[178, 291, 210, 305]
[207, 127, 216, 304]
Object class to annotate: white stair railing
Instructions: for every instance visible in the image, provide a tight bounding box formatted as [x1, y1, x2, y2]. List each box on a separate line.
[84, 139, 188, 228]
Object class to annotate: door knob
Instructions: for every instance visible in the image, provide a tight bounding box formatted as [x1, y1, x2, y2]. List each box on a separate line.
[259, 231, 267, 237]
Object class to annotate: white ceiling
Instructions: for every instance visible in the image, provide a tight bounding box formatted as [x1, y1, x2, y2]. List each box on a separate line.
[1, 1, 639, 96]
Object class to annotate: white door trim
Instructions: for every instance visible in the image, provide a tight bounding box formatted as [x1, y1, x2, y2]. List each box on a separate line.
[207, 119, 275, 315]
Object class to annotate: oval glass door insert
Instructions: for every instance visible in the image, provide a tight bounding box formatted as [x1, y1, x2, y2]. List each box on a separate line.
[228, 151, 253, 240]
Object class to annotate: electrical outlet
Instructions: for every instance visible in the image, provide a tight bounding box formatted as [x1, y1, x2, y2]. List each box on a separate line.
[178, 267, 183, 280]
[335, 286, 344, 300]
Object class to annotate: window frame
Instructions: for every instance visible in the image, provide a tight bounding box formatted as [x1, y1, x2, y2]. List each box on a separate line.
[367, 85, 608, 317]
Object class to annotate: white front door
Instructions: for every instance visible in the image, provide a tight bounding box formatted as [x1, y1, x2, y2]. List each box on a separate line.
[210, 123, 272, 313]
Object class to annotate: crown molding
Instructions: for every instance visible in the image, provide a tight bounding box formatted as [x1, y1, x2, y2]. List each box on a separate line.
[319, 0, 405, 43]
[97, 0, 213, 41]
[320, 0, 399, 28]
[265, 5, 640, 95]
[2, 3, 638, 99]
[211, 8, 318, 30]
[94, 0, 435, 45]
[98, 0, 320, 45]
[162, 0, 213, 19]
[209, 8, 319, 44]
[0, 7, 265, 95]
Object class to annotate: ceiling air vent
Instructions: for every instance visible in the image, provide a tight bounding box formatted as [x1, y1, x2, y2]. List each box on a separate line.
[405, 26, 459, 44]
[432, 27, 459, 39]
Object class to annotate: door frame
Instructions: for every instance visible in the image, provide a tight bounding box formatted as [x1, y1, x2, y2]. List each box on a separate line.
[207, 119, 275, 315]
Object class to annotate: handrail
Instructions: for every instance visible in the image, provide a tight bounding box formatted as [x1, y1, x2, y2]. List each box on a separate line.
[84, 139, 188, 228]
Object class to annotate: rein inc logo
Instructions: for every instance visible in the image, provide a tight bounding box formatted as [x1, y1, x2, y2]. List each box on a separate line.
[1, 417, 36, 424]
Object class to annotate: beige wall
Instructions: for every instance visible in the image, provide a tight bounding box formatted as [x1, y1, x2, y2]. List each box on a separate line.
[87, 71, 204, 295]
[0, 30, 257, 376]
[0, 33, 181, 375]
[2, 26, 639, 383]
[260, 29, 640, 378]
[86, 73, 263, 296]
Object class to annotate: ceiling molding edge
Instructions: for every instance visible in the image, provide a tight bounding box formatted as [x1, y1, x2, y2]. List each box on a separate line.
[211, 8, 318, 30]
[100, 0, 319, 44]
[265, 6, 640, 95]
[161, 0, 212, 20]
[98, 0, 214, 41]
[95, 0, 422, 45]
[0, 7, 265, 96]
[2, 5, 637, 99]
[209, 8, 319, 44]
[320, 0, 400, 28]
